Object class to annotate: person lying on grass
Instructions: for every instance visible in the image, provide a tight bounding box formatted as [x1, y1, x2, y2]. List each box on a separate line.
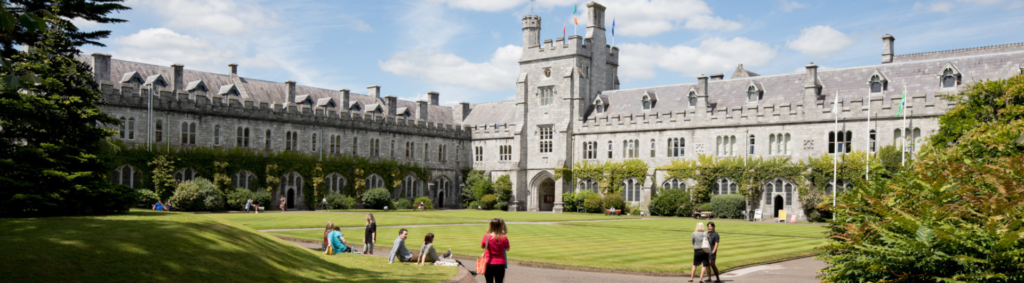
[325, 227, 352, 255]
[417, 233, 456, 266]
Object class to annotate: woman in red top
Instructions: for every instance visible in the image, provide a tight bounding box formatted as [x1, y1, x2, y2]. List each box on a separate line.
[322, 221, 334, 251]
[480, 218, 510, 283]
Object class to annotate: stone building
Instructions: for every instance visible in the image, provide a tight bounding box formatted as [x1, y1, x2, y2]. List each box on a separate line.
[94, 2, 1024, 218]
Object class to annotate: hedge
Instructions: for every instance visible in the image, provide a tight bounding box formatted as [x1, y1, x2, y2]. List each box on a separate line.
[709, 194, 745, 219]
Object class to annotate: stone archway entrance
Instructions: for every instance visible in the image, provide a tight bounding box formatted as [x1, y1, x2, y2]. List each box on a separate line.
[538, 178, 554, 212]
[773, 195, 784, 218]
[286, 189, 296, 209]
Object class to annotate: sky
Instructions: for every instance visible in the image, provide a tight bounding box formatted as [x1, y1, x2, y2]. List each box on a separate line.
[76, 0, 1024, 106]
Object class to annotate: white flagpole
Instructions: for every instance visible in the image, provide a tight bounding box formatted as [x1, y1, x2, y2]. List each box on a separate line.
[833, 91, 838, 221]
[901, 85, 907, 167]
[866, 86, 870, 181]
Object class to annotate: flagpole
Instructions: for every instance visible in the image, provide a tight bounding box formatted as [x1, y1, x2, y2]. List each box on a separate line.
[833, 91, 838, 221]
[866, 85, 870, 181]
[901, 85, 907, 167]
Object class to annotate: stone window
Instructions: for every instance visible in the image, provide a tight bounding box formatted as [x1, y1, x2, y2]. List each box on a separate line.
[180, 122, 196, 145]
[607, 141, 613, 159]
[236, 127, 250, 148]
[474, 146, 483, 161]
[747, 86, 759, 103]
[110, 165, 141, 188]
[264, 130, 271, 151]
[662, 178, 685, 190]
[539, 86, 554, 106]
[748, 135, 755, 155]
[401, 175, 419, 199]
[716, 135, 736, 156]
[539, 126, 553, 153]
[712, 178, 737, 195]
[407, 141, 415, 159]
[154, 120, 163, 142]
[763, 178, 794, 205]
[769, 133, 791, 155]
[667, 138, 684, 157]
[621, 178, 641, 202]
[370, 138, 380, 156]
[870, 75, 883, 93]
[285, 131, 296, 151]
[325, 173, 346, 194]
[328, 135, 336, 154]
[622, 139, 639, 158]
[366, 174, 385, 190]
[869, 130, 877, 153]
[941, 68, 960, 89]
[642, 96, 651, 110]
[582, 141, 597, 160]
[828, 131, 852, 154]
[353, 137, 358, 155]
[233, 170, 257, 190]
[436, 177, 452, 205]
[438, 144, 447, 161]
[174, 168, 197, 183]
[126, 117, 135, 140]
[650, 139, 656, 157]
[825, 180, 850, 196]
[500, 145, 512, 161]
[688, 91, 697, 108]
[391, 139, 395, 157]
[214, 125, 221, 145]
[594, 98, 604, 114]
[311, 133, 318, 152]
[577, 179, 599, 194]
[894, 127, 922, 155]
[424, 143, 429, 161]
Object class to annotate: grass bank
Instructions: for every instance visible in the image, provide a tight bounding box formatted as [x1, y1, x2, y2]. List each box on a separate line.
[556, 218, 827, 238]
[205, 211, 483, 230]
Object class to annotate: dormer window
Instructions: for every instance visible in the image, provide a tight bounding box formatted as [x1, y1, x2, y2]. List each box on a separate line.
[642, 96, 651, 110]
[870, 75, 882, 93]
[350, 104, 362, 112]
[688, 91, 697, 108]
[866, 69, 888, 94]
[939, 63, 961, 89]
[595, 99, 604, 114]
[186, 80, 209, 97]
[747, 86, 758, 103]
[218, 84, 241, 96]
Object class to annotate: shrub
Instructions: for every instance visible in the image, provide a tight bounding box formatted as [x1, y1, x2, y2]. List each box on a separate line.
[252, 190, 272, 208]
[412, 196, 434, 210]
[799, 189, 828, 222]
[395, 198, 412, 210]
[649, 189, 690, 216]
[582, 194, 603, 213]
[468, 201, 479, 210]
[709, 194, 745, 219]
[137, 189, 160, 206]
[496, 201, 508, 211]
[226, 187, 253, 210]
[602, 194, 626, 211]
[494, 175, 512, 203]
[362, 188, 393, 209]
[480, 194, 497, 210]
[326, 193, 351, 209]
[562, 190, 597, 212]
[699, 202, 712, 211]
[169, 178, 224, 211]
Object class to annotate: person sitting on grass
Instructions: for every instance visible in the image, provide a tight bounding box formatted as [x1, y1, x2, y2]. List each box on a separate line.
[322, 221, 335, 251]
[417, 233, 456, 266]
[152, 201, 164, 211]
[325, 227, 350, 255]
[388, 229, 412, 263]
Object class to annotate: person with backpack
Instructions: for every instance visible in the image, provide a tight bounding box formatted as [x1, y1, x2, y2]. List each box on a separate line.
[690, 222, 709, 282]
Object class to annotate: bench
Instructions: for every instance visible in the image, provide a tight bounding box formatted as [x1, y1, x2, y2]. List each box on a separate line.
[605, 209, 622, 216]
[699, 211, 714, 220]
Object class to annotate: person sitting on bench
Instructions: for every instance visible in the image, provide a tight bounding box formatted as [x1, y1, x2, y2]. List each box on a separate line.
[607, 207, 616, 216]
[694, 207, 703, 219]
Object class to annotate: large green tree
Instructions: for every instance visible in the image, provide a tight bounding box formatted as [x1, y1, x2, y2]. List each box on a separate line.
[0, 0, 133, 216]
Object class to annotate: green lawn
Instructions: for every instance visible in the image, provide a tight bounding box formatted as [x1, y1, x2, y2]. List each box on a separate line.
[385, 210, 639, 222]
[557, 218, 828, 238]
[205, 211, 485, 230]
[270, 223, 824, 273]
[0, 210, 457, 282]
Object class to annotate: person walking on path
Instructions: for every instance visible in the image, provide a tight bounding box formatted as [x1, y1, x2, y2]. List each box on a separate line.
[690, 222, 709, 283]
[363, 213, 377, 255]
[321, 196, 328, 211]
[388, 229, 412, 263]
[481, 218, 510, 283]
[706, 222, 721, 283]
[279, 195, 286, 212]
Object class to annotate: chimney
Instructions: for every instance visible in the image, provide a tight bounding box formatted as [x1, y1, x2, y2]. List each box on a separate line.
[417, 100, 429, 120]
[709, 73, 724, 81]
[385, 95, 398, 116]
[696, 74, 709, 110]
[171, 64, 184, 93]
[428, 91, 439, 105]
[882, 34, 895, 64]
[453, 102, 471, 122]
[285, 80, 296, 103]
[228, 63, 238, 75]
[340, 89, 350, 110]
[91, 53, 111, 82]
[368, 85, 381, 101]
[803, 62, 821, 108]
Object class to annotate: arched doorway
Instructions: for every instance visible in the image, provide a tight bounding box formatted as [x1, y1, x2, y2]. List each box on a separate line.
[538, 178, 554, 212]
[773, 195, 784, 218]
[286, 189, 295, 209]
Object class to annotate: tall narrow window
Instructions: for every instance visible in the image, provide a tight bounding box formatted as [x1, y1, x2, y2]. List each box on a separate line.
[214, 125, 221, 145]
[127, 118, 136, 140]
[844, 131, 852, 153]
[783, 133, 791, 155]
[650, 139, 656, 157]
[688, 91, 697, 107]
[747, 86, 758, 103]
[181, 122, 188, 144]
[539, 86, 554, 106]
[595, 99, 604, 113]
[870, 75, 883, 93]
[237, 127, 243, 147]
[189, 123, 196, 145]
[607, 141, 613, 159]
[749, 135, 755, 155]
[352, 137, 358, 155]
[474, 146, 482, 161]
[642, 96, 651, 110]
[785, 184, 793, 205]
[829, 131, 836, 153]
[894, 129, 904, 153]
[154, 120, 163, 142]
[539, 126, 553, 153]
[118, 117, 126, 139]
[285, 131, 293, 151]
[424, 143, 429, 161]
[941, 69, 957, 88]
[311, 133, 317, 152]
[391, 140, 395, 157]
[869, 130, 877, 152]
[265, 130, 271, 151]
[242, 127, 249, 147]
[769, 134, 776, 155]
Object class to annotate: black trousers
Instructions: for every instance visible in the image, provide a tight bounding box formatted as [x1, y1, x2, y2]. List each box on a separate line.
[484, 264, 505, 283]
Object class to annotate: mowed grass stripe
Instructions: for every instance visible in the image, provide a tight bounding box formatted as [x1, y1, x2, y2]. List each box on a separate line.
[205, 211, 484, 230]
[269, 223, 819, 273]
[385, 210, 638, 222]
[558, 218, 827, 238]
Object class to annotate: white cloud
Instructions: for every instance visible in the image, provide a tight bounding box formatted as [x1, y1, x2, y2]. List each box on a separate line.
[113, 28, 277, 73]
[786, 25, 856, 58]
[618, 37, 776, 81]
[125, 0, 279, 36]
[683, 15, 743, 31]
[780, 0, 806, 12]
[68, 17, 98, 28]
[338, 14, 373, 32]
[957, 0, 1003, 4]
[401, 1, 467, 50]
[379, 45, 522, 92]
[913, 2, 955, 13]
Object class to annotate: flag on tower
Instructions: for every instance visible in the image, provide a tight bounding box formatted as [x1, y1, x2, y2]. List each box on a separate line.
[832, 93, 839, 113]
[612, 18, 615, 36]
[895, 88, 907, 117]
[573, 2, 579, 26]
[562, 24, 566, 41]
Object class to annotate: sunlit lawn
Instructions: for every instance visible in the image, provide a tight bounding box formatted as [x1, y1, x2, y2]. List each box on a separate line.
[557, 218, 828, 238]
[270, 223, 824, 273]
[385, 210, 639, 222]
[206, 211, 485, 230]
[0, 210, 457, 282]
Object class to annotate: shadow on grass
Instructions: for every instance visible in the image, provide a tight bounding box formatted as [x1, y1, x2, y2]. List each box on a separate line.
[0, 211, 449, 282]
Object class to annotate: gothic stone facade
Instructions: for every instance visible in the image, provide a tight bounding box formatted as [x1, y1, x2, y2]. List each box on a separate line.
[95, 2, 1024, 219]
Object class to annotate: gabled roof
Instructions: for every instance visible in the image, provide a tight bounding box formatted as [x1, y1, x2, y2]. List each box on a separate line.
[293, 94, 314, 105]
[593, 95, 609, 105]
[316, 97, 336, 108]
[348, 101, 363, 111]
[120, 71, 144, 84]
[939, 62, 961, 75]
[364, 103, 383, 113]
[867, 69, 889, 82]
[145, 74, 168, 87]
[643, 90, 658, 101]
[218, 84, 240, 96]
[730, 64, 759, 79]
[186, 80, 208, 92]
[395, 107, 410, 116]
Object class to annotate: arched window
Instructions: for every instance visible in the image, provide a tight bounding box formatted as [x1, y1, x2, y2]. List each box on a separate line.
[825, 180, 851, 196]
[620, 178, 641, 202]
[401, 175, 419, 198]
[869, 130, 877, 152]
[870, 75, 883, 93]
[941, 68, 958, 88]
[325, 173, 346, 194]
[668, 138, 684, 157]
[595, 99, 604, 114]
[713, 178, 737, 195]
[762, 178, 794, 205]
[235, 127, 249, 148]
[747, 86, 759, 103]
[118, 117, 126, 139]
[642, 95, 651, 110]
[716, 135, 736, 156]
[173, 168, 197, 183]
[748, 135, 755, 155]
[366, 174, 385, 190]
[280, 172, 305, 194]
[424, 143, 430, 161]
[829, 131, 853, 153]
[264, 129, 271, 151]
[769, 133, 791, 155]
[311, 133, 317, 152]
[607, 141, 613, 159]
[127, 117, 136, 140]
[662, 178, 686, 190]
[650, 139, 656, 157]
[110, 165, 141, 188]
[233, 170, 257, 190]
[539, 86, 554, 106]
[577, 179, 599, 193]
[391, 139, 395, 157]
[353, 137, 358, 155]
[688, 91, 697, 108]
[180, 122, 196, 145]
[436, 177, 451, 204]
[213, 125, 221, 145]
[154, 120, 163, 142]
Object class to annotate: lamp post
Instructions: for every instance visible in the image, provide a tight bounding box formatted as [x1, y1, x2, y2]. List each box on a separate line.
[145, 83, 154, 151]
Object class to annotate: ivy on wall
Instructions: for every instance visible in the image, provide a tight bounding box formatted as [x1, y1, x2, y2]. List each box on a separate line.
[556, 159, 649, 196]
[105, 141, 431, 209]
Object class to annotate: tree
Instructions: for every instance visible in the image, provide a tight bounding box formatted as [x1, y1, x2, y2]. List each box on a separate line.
[148, 155, 176, 198]
[931, 75, 1024, 160]
[264, 163, 279, 192]
[310, 163, 324, 207]
[494, 174, 512, 203]
[212, 161, 231, 195]
[0, 1, 133, 216]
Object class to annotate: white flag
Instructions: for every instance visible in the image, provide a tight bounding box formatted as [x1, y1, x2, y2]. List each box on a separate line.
[832, 94, 839, 113]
